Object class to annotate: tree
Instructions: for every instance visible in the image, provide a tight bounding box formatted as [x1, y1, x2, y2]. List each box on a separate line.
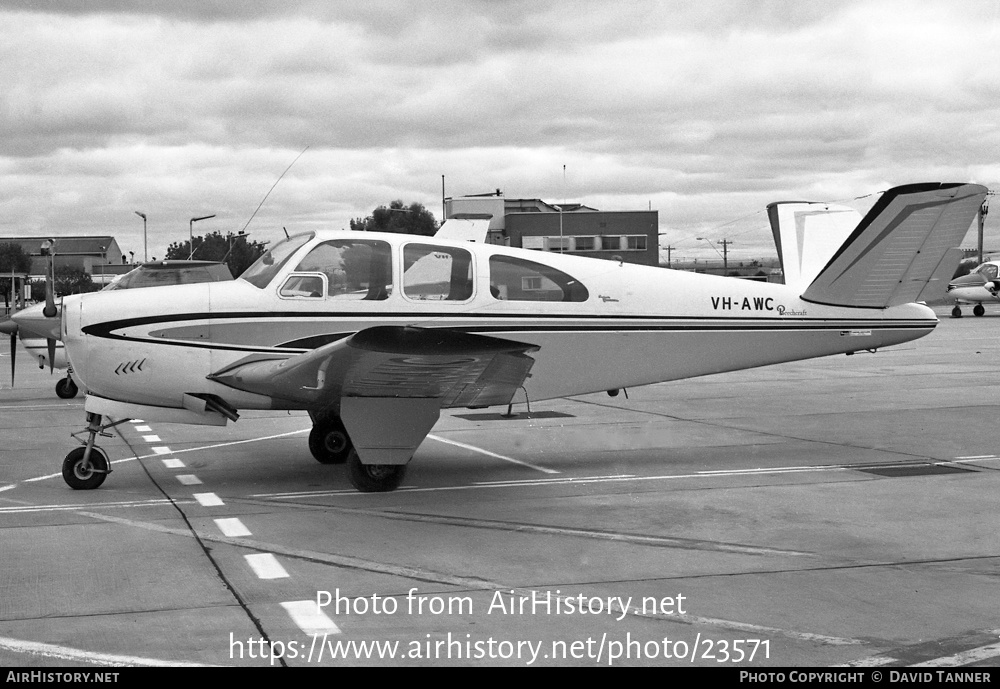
[165, 231, 269, 277]
[350, 200, 438, 236]
[54, 266, 98, 296]
[0, 242, 32, 310]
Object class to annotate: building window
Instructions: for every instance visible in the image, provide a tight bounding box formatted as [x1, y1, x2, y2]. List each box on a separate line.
[600, 236, 621, 251]
[402, 243, 474, 301]
[545, 236, 571, 252]
[624, 235, 647, 251]
[489, 255, 589, 302]
[573, 236, 596, 251]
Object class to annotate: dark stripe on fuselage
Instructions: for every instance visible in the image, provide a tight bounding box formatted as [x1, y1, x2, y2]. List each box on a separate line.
[80, 311, 938, 354]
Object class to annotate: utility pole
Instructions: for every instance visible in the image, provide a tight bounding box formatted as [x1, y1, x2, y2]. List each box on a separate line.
[719, 239, 733, 272]
[664, 245, 675, 268]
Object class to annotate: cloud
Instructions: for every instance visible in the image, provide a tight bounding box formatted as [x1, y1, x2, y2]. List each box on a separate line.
[0, 1, 997, 263]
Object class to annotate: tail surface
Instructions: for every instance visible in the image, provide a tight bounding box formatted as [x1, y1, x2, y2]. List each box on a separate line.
[767, 201, 861, 289]
[800, 183, 988, 308]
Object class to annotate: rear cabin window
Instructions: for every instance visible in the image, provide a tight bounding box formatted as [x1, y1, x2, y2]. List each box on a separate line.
[293, 239, 393, 300]
[402, 244, 474, 301]
[488, 256, 589, 302]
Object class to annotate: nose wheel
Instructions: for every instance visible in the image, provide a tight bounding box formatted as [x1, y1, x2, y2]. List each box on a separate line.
[55, 376, 78, 399]
[62, 446, 109, 490]
[308, 417, 353, 464]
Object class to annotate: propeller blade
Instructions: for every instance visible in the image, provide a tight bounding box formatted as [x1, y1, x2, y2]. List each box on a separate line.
[42, 240, 57, 318]
[47, 338, 56, 374]
[8, 330, 15, 387]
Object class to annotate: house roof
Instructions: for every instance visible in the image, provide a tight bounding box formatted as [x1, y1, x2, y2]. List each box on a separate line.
[0, 236, 119, 256]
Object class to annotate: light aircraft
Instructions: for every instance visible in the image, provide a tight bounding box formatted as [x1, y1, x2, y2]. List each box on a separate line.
[2, 260, 233, 398]
[946, 260, 1000, 317]
[11, 182, 987, 493]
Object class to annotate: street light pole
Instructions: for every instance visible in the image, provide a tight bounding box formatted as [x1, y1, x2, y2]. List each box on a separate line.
[189, 214, 216, 259]
[134, 211, 147, 262]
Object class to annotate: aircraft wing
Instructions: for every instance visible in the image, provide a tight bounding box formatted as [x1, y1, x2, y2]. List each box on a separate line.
[208, 326, 538, 465]
[801, 183, 988, 308]
[207, 326, 538, 409]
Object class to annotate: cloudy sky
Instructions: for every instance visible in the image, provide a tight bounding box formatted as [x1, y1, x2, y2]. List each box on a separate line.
[1, 0, 998, 265]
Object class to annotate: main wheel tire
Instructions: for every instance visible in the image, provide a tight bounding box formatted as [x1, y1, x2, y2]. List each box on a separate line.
[308, 420, 353, 464]
[952, 305, 962, 318]
[346, 450, 406, 492]
[62, 447, 108, 490]
[55, 378, 78, 399]
[973, 304, 986, 317]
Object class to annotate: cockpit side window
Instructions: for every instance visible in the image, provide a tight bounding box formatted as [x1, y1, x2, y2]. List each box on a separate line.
[980, 264, 999, 280]
[402, 244, 474, 301]
[294, 239, 393, 300]
[488, 255, 589, 302]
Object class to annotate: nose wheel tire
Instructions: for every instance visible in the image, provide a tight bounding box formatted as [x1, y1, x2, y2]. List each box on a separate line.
[346, 450, 406, 492]
[62, 447, 109, 490]
[309, 420, 353, 464]
[55, 377, 78, 399]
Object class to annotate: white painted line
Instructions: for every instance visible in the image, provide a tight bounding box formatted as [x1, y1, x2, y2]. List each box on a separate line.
[0, 485, 16, 493]
[214, 518, 252, 538]
[0, 499, 181, 515]
[162, 458, 185, 469]
[151, 446, 172, 455]
[245, 553, 290, 579]
[134, 425, 152, 432]
[142, 435, 162, 442]
[176, 474, 202, 486]
[130, 419, 145, 423]
[281, 600, 341, 636]
[0, 635, 213, 667]
[428, 434, 559, 474]
[911, 641, 1000, 667]
[193, 492, 224, 507]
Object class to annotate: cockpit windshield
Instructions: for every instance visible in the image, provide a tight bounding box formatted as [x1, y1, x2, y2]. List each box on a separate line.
[240, 233, 313, 289]
[976, 263, 999, 280]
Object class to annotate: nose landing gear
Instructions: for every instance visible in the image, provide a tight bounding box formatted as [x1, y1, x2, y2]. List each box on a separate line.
[64, 413, 129, 490]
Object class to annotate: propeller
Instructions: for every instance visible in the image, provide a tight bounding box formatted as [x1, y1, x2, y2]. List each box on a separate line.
[39, 240, 57, 373]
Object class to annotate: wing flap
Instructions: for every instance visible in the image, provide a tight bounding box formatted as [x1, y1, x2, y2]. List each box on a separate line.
[800, 183, 988, 308]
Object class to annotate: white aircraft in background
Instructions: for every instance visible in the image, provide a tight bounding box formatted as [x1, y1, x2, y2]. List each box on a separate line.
[11, 182, 987, 493]
[946, 260, 1000, 317]
[2, 260, 233, 398]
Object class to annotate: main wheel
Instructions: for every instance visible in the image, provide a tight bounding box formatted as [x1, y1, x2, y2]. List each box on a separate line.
[62, 447, 109, 490]
[952, 305, 962, 318]
[308, 419, 353, 464]
[55, 377, 78, 399]
[973, 304, 986, 317]
[346, 450, 407, 492]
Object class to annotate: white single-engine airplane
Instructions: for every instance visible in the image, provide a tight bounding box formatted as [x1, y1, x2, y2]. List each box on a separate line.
[11, 182, 987, 493]
[946, 259, 1000, 317]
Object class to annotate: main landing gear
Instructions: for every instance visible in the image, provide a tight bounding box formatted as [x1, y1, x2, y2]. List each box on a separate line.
[308, 413, 407, 492]
[952, 304, 987, 318]
[63, 413, 127, 490]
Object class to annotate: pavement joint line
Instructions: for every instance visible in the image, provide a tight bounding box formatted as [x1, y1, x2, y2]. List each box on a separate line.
[74, 510, 857, 647]
[427, 434, 558, 474]
[0, 635, 216, 668]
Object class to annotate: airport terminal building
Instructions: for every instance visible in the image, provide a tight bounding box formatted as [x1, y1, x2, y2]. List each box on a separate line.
[445, 191, 659, 266]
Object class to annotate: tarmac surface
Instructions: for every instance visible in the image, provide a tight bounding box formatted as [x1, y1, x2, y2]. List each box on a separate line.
[1, 304, 998, 667]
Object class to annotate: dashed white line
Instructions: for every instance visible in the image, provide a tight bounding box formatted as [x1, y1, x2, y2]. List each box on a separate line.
[245, 553, 290, 580]
[151, 446, 172, 455]
[176, 474, 202, 486]
[214, 518, 252, 538]
[280, 600, 341, 636]
[162, 458, 185, 469]
[192, 492, 224, 507]
[134, 425, 152, 432]
[142, 435, 161, 442]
